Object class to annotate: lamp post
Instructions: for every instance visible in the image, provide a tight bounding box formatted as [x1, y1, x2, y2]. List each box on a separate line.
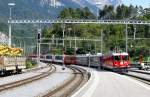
[8, 3, 15, 19]
[8, 3, 15, 47]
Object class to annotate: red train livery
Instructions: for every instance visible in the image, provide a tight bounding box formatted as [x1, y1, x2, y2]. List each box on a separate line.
[64, 55, 76, 65]
[102, 52, 129, 71]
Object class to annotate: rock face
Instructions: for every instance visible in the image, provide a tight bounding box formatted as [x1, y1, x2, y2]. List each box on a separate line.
[40, 0, 122, 8]
[39, 0, 122, 15]
[0, 32, 8, 44]
[0, 0, 122, 19]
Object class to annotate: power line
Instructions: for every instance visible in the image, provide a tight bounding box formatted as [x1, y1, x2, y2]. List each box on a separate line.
[40, 38, 101, 41]
[8, 19, 150, 25]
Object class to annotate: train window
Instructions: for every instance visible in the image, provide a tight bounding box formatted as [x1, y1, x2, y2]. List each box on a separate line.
[122, 56, 128, 61]
[46, 56, 52, 59]
[114, 56, 120, 61]
[55, 56, 63, 60]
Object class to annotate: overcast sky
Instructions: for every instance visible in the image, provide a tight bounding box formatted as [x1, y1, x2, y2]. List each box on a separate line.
[123, 0, 150, 8]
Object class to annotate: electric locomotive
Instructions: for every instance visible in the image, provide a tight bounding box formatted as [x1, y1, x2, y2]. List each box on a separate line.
[102, 52, 129, 72]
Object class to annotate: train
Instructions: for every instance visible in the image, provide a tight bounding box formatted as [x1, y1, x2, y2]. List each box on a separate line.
[102, 52, 129, 72]
[28, 52, 130, 72]
[0, 56, 26, 75]
[0, 44, 26, 75]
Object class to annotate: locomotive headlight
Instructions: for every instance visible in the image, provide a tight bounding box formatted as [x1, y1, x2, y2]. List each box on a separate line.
[120, 61, 123, 65]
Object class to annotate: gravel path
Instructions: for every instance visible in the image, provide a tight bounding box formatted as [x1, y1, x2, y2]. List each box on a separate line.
[0, 65, 72, 97]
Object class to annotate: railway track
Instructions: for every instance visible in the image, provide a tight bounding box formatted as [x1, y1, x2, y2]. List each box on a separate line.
[129, 69, 150, 75]
[42, 66, 89, 97]
[123, 70, 150, 85]
[0, 64, 56, 92]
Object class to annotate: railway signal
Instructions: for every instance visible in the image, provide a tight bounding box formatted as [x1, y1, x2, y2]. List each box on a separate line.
[37, 28, 41, 65]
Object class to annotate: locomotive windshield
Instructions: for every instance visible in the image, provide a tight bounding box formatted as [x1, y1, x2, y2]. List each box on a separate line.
[114, 56, 120, 61]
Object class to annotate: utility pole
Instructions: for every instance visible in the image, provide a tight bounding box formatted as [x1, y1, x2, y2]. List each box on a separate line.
[24, 41, 26, 56]
[75, 36, 77, 54]
[62, 23, 65, 70]
[134, 26, 136, 39]
[70, 40, 72, 48]
[20, 41, 22, 48]
[74, 25, 77, 55]
[37, 28, 41, 65]
[126, 24, 128, 52]
[68, 28, 72, 48]
[52, 34, 55, 44]
[101, 30, 103, 54]
[62, 24, 65, 48]
[95, 40, 96, 54]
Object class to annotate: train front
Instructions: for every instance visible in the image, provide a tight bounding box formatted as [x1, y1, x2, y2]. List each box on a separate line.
[113, 52, 129, 71]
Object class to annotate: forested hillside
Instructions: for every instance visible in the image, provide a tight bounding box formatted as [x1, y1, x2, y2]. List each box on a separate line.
[41, 5, 150, 61]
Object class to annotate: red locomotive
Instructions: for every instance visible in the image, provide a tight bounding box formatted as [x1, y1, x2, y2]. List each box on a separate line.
[102, 52, 129, 72]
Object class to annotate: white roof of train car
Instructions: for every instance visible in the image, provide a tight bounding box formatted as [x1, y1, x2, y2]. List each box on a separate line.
[112, 52, 128, 56]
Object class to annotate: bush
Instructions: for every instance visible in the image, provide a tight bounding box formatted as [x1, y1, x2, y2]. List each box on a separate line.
[26, 60, 36, 69]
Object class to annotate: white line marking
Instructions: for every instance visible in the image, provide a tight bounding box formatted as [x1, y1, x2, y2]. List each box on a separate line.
[82, 71, 100, 97]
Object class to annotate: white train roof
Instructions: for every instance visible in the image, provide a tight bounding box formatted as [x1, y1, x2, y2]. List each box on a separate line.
[112, 52, 128, 56]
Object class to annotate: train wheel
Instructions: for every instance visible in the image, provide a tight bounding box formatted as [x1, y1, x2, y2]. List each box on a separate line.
[17, 69, 22, 74]
[0, 69, 6, 76]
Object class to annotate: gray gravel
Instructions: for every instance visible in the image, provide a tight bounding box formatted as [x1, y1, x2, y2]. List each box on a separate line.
[0, 62, 50, 85]
[0, 65, 72, 97]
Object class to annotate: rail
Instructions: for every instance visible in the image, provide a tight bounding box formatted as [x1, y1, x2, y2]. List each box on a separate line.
[42, 66, 88, 97]
[129, 69, 150, 75]
[0, 64, 56, 92]
[123, 71, 150, 85]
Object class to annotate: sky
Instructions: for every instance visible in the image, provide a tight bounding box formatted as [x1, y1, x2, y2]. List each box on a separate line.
[123, 0, 150, 8]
